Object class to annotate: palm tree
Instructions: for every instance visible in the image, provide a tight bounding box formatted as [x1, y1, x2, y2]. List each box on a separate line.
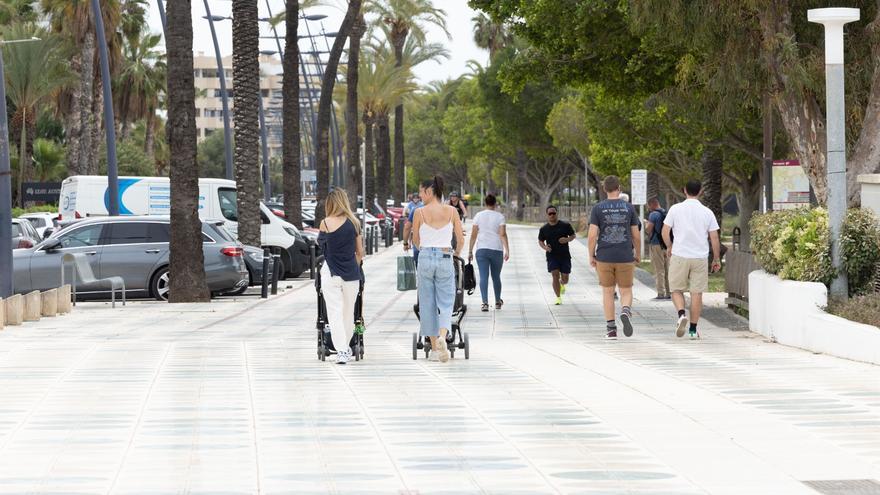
[471, 13, 512, 60]
[31, 138, 66, 182]
[115, 29, 165, 141]
[41, 0, 137, 175]
[232, 0, 262, 247]
[282, 0, 303, 226]
[350, 52, 415, 206]
[345, 15, 367, 207]
[0, 23, 72, 206]
[314, 0, 362, 225]
[166, 0, 209, 302]
[365, 0, 447, 204]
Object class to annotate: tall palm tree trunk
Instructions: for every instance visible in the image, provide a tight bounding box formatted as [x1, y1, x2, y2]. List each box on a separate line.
[315, 0, 360, 225]
[376, 112, 391, 205]
[282, 0, 302, 226]
[67, 34, 97, 176]
[392, 35, 406, 205]
[364, 113, 376, 204]
[232, 0, 261, 247]
[345, 15, 366, 207]
[167, 0, 209, 303]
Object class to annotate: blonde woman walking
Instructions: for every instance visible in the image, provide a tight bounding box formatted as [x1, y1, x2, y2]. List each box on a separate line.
[413, 176, 464, 362]
[318, 188, 365, 364]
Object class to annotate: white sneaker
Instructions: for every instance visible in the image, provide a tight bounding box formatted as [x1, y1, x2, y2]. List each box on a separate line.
[675, 315, 689, 338]
[428, 351, 439, 362]
[336, 349, 351, 364]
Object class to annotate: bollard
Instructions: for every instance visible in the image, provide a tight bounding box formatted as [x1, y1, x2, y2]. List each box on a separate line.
[5, 294, 23, 326]
[398, 221, 404, 241]
[271, 254, 280, 295]
[374, 226, 380, 252]
[386, 224, 393, 247]
[57, 285, 72, 314]
[24, 291, 41, 322]
[41, 289, 58, 317]
[261, 247, 270, 299]
[309, 243, 317, 280]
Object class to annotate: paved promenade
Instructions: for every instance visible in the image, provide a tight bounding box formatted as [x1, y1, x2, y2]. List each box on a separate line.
[0, 224, 879, 494]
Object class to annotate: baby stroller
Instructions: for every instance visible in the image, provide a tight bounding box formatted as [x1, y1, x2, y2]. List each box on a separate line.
[315, 260, 366, 361]
[411, 255, 470, 360]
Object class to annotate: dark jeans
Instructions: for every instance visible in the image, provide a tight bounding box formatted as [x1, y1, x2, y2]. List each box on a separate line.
[475, 248, 504, 304]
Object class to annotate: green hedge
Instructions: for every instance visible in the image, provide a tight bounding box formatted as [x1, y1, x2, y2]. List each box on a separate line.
[750, 207, 880, 295]
[12, 205, 58, 218]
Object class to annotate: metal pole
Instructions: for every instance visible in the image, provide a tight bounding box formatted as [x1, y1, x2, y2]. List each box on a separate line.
[809, 8, 859, 300]
[261, 247, 270, 298]
[505, 171, 509, 205]
[203, 1, 234, 180]
[762, 92, 773, 212]
[258, 91, 271, 201]
[156, 0, 167, 35]
[0, 48, 11, 298]
[91, 0, 119, 216]
[361, 142, 366, 233]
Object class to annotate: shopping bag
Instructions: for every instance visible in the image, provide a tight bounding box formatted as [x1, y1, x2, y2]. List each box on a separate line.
[397, 256, 417, 291]
[463, 262, 476, 295]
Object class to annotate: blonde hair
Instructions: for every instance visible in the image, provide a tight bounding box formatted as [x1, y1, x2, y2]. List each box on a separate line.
[325, 188, 361, 234]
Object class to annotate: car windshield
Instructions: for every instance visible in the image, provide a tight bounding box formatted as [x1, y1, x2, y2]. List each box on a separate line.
[208, 223, 236, 243]
[27, 217, 45, 228]
[219, 188, 238, 221]
[11, 223, 21, 236]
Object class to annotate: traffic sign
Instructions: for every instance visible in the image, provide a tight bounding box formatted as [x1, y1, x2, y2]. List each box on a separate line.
[631, 169, 647, 205]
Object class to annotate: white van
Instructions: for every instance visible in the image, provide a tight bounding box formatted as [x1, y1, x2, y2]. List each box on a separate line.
[58, 176, 310, 277]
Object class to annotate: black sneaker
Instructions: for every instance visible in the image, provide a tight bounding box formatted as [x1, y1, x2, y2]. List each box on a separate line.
[620, 311, 634, 337]
[605, 329, 618, 339]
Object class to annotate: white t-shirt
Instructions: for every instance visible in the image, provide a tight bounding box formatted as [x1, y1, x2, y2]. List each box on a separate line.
[663, 199, 719, 259]
[473, 209, 506, 252]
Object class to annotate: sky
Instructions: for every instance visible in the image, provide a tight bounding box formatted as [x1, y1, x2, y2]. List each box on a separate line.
[145, 0, 488, 85]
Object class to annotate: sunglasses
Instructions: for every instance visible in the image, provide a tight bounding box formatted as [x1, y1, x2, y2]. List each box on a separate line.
[548, 211, 558, 216]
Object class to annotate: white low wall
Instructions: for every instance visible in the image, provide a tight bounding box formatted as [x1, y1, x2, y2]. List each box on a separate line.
[749, 270, 880, 365]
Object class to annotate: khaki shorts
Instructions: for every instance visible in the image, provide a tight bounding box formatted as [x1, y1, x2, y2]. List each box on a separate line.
[596, 262, 635, 288]
[669, 256, 709, 293]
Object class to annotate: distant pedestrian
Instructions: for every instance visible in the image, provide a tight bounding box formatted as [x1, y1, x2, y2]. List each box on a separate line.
[449, 191, 468, 224]
[661, 180, 721, 339]
[539, 205, 576, 305]
[587, 176, 641, 339]
[468, 193, 510, 312]
[412, 176, 464, 362]
[403, 192, 424, 266]
[645, 197, 670, 300]
[318, 188, 365, 364]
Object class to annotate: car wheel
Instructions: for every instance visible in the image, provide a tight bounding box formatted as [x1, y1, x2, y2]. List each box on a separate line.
[278, 252, 289, 280]
[151, 267, 170, 301]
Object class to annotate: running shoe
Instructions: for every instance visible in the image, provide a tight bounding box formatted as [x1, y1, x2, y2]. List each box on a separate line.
[675, 315, 689, 338]
[495, 299, 504, 310]
[481, 303, 489, 312]
[689, 329, 700, 340]
[555, 296, 562, 305]
[620, 311, 634, 337]
[605, 329, 618, 339]
[336, 349, 351, 364]
[438, 340, 450, 363]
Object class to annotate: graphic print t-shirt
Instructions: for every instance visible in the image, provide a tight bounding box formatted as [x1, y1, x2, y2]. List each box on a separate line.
[589, 198, 639, 263]
[539, 220, 575, 261]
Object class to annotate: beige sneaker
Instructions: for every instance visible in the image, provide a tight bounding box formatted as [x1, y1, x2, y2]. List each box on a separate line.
[437, 330, 450, 363]
[428, 336, 439, 361]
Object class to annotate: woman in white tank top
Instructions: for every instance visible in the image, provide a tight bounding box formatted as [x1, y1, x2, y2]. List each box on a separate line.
[412, 176, 464, 363]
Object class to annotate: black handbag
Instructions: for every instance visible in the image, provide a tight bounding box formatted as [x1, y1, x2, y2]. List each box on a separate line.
[463, 262, 476, 295]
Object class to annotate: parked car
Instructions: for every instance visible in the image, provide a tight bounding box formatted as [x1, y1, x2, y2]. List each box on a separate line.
[224, 245, 275, 295]
[11, 218, 41, 249]
[12, 216, 248, 301]
[20, 212, 59, 239]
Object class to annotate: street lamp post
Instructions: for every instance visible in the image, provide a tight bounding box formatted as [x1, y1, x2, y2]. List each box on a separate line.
[0, 36, 40, 299]
[808, 7, 859, 300]
[202, 2, 234, 181]
[156, 0, 167, 35]
[258, 49, 277, 202]
[91, 0, 119, 216]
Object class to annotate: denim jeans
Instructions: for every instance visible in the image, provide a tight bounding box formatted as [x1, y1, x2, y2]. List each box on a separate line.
[416, 247, 455, 337]
[475, 248, 504, 304]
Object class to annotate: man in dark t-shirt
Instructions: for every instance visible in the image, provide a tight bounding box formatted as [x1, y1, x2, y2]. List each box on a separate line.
[538, 205, 576, 305]
[588, 175, 641, 339]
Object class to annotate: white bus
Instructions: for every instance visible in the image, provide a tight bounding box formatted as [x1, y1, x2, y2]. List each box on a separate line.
[58, 176, 309, 277]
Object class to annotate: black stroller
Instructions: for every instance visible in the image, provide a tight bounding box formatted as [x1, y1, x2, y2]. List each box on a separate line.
[315, 261, 366, 361]
[411, 255, 470, 360]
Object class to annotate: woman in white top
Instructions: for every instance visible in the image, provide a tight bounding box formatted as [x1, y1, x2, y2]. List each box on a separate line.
[467, 194, 510, 312]
[412, 176, 464, 363]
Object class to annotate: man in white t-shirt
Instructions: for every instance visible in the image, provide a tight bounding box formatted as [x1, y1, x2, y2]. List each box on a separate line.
[661, 179, 721, 339]
[468, 194, 510, 312]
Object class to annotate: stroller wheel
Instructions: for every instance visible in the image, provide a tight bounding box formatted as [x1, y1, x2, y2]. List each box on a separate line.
[412, 332, 418, 360]
[450, 347, 455, 359]
[463, 332, 470, 360]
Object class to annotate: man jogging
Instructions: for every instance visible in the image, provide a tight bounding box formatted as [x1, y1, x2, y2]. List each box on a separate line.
[645, 197, 670, 300]
[661, 179, 722, 339]
[587, 176, 641, 339]
[538, 205, 576, 305]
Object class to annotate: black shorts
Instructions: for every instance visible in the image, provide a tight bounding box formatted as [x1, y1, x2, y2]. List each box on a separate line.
[547, 257, 572, 274]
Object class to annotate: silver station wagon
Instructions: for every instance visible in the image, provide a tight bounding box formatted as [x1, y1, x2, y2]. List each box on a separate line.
[12, 216, 248, 300]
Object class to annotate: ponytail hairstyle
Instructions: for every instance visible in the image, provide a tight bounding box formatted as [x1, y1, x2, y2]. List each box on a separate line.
[324, 188, 361, 234]
[420, 175, 445, 201]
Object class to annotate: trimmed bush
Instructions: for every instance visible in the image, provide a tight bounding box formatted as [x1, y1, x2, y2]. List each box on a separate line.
[12, 205, 58, 218]
[750, 207, 880, 294]
[826, 293, 880, 329]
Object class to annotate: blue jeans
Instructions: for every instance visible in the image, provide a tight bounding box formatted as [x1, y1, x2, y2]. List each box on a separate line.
[475, 248, 503, 304]
[417, 247, 455, 337]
